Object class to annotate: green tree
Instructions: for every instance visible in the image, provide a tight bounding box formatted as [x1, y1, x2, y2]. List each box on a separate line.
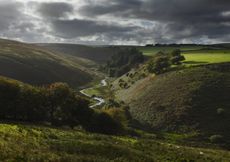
[170, 49, 185, 65]
[147, 56, 171, 74]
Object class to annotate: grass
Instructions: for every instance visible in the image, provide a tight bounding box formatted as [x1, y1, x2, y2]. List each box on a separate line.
[139, 46, 230, 66]
[115, 63, 230, 141]
[182, 50, 230, 66]
[138, 45, 206, 56]
[0, 39, 95, 87]
[0, 123, 230, 162]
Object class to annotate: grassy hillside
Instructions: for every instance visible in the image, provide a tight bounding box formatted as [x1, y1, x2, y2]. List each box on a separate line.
[0, 39, 94, 87]
[38, 43, 117, 63]
[0, 123, 230, 162]
[114, 63, 230, 141]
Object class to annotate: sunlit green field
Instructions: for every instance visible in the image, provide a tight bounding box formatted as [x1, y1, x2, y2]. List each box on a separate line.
[139, 46, 230, 65]
[182, 49, 230, 65]
[0, 123, 230, 162]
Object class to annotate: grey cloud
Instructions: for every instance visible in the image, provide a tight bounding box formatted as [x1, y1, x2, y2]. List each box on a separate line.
[51, 19, 139, 38]
[79, 0, 230, 43]
[37, 2, 74, 19]
[0, 1, 24, 31]
[0, 0, 230, 44]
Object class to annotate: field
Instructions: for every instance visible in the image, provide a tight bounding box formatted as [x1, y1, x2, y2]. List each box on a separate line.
[138, 46, 230, 65]
[0, 123, 230, 162]
[138, 45, 207, 56]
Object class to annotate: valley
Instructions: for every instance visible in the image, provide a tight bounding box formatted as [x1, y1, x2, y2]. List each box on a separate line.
[0, 39, 230, 162]
[1, 0, 230, 161]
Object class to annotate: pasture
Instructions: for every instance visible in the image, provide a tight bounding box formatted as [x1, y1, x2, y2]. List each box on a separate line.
[139, 46, 230, 65]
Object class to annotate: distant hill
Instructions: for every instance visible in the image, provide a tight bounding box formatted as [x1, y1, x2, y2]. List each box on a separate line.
[0, 39, 94, 87]
[37, 43, 117, 63]
[115, 63, 230, 139]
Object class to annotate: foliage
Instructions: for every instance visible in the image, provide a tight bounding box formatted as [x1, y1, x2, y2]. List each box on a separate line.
[170, 49, 185, 65]
[209, 135, 224, 143]
[103, 108, 129, 128]
[147, 50, 185, 74]
[85, 111, 123, 135]
[0, 123, 230, 161]
[147, 55, 171, 74]
[119, 63, 230, 140]
[217, 108, 225, 115]
[104, 47, 144, 77]
[0, 77, 122, 134]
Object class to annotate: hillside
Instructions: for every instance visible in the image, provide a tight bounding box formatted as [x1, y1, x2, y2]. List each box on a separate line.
[37, 43, 117, 63]
[114, 63, 230, 141]
[0, 39, 94, 87]
[0, 123, 230, 162]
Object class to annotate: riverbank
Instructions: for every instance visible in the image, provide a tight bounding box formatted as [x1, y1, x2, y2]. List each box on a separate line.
[80, 79, 108, 108]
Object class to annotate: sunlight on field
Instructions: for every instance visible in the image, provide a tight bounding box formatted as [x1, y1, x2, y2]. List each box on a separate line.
[183, 53, 230, 65]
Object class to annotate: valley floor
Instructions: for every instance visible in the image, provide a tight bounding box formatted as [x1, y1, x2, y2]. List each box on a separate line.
[0, 123, 230, 162]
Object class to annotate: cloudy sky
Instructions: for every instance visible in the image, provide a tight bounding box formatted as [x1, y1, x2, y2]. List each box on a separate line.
[0, 0, 230, 45]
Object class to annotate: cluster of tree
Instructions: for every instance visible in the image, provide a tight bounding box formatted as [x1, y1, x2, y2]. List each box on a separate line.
[147, 49, 185, 74]
[0, 78, 122, 134]
[103, 48, 144, 77]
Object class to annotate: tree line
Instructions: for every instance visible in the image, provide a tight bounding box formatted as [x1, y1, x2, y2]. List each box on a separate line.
[0, 77, 122, 134]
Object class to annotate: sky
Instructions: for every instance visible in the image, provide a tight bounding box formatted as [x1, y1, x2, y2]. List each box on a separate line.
[0, 0, 230, 45]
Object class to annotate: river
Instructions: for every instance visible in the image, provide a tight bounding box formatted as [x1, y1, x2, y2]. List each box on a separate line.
[80, 79, 107, 108]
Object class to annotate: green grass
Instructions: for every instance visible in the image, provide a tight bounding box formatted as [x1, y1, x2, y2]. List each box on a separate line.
[139, 46, 230, 66]
[183, 50, 230, 65]
[0, 123, 230, 162]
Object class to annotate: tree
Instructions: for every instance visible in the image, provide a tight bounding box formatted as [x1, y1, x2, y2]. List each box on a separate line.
[46, 82, 75, 125]
[85, 112, 123, 135]
[147, 56, 170, 74]
[170, 49, 185, 65]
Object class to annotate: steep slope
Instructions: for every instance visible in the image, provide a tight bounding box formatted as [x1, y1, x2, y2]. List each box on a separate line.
[115, 63, 230, 139]
[38, 43, 117, 63]
[0, 39, 93, 87]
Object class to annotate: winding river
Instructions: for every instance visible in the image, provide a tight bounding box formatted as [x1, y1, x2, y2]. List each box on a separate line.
[80, 79, 107, 108]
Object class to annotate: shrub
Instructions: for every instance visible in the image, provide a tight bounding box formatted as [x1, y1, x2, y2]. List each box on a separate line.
[147, 56, 170, 74]
[86, 112, 123, 135]
[209, 135, 224, 143]
[104, 108, 128, 127]
[170, 49, 185, 65]
[217, 108, 225, 115]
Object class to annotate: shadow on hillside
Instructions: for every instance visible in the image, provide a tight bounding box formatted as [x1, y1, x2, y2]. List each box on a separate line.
[183, 61, 208, 64]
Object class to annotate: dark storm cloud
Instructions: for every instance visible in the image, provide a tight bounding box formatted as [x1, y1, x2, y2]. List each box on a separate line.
[79, 0, 230, 43]
[51, 19, 139, 38]
[0, 0, 230, 44]
[79, 0, 142, 17]
[37, 2, 74, 19]
[0, 1, 24, 31]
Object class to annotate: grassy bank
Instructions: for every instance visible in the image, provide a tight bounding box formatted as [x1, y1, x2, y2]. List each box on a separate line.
[0, 123, 230, 162]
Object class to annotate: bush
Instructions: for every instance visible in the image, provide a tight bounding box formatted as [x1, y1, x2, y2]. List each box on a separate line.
[86, 112, 123, 135]
[147, 56, 170, 74]
[217, 108, 225, 115]
[104, 108, 128, 127]
[170, 49, 185, 65]
[209, 135, 224, 143]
